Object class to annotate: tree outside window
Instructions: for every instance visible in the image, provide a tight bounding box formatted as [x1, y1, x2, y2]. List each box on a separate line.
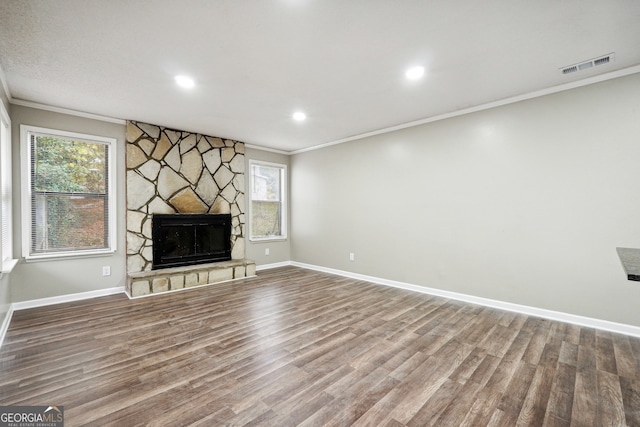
[22, 126, 116, 259]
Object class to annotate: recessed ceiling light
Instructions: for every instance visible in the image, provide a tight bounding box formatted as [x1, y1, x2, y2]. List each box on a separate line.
[175, 75, 195, 88]
[405, 66, 425, 80]
[293, 111, 306, 121]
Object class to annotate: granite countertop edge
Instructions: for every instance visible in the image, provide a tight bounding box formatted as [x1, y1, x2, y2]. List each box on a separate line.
[616, 247, 640, 282]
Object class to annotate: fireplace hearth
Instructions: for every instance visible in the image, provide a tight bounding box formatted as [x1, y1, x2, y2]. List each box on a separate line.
[152, 213, 232, 269]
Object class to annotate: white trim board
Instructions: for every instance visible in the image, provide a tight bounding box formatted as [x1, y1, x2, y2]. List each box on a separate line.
[256, 261, 293, 271]
[11, 287, 125, 311]
[290, 261, 640, 338]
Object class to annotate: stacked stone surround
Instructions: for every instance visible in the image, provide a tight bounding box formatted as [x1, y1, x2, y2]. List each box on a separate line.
[125, 120, 255, 296]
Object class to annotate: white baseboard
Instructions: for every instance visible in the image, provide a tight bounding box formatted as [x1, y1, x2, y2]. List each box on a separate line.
[11, 287, 125, 311]
[3, 261, 640, 350]
[291, 261, 640, 338]
[256, 261, 293, 271]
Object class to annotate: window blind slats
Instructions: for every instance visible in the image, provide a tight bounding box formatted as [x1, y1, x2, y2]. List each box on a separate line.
[25, 129, 113, 257]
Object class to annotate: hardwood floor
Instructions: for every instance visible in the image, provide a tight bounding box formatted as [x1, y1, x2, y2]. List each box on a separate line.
[1, 266, 639, 426]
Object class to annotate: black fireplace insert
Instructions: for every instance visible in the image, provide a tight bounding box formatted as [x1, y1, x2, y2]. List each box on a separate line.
[152, 213, 232, 270]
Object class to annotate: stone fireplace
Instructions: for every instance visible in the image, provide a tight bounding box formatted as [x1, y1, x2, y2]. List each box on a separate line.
[125, 121, 255, 297]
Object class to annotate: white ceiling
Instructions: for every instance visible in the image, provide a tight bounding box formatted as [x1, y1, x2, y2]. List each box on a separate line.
[1, 1, 639, 152]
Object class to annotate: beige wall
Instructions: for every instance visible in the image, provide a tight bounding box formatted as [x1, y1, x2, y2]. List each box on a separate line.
[245, 147, 291, 266]
[10, 105, 127, 301]
[7, 106, 290, 302]
[5, 73, 640, 330]
[290, 72, 640, 326]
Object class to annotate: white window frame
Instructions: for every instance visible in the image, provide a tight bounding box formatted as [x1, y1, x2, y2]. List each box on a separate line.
[20, 125, 117, 261]
[0, 101, 17, 276]
[249, 160, 287, 242]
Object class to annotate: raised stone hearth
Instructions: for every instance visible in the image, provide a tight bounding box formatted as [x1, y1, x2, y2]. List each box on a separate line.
[127, 259, 256, 297]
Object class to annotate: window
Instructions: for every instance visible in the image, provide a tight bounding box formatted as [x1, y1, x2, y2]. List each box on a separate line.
[21, 125, 116, 260]
[0, 101, 16, 274]
[249, 160, 287, 241]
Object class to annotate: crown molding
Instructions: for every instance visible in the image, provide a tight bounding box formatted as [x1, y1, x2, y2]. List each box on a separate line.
[244, 144, 290, 155]
[291, 64, 640, 155]
[4, 63, 638, 154]
[10, 98, 126, 125]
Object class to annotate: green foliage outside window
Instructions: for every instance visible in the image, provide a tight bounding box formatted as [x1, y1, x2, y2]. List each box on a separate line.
[31, 135, 108, 253]
[33, 136, 106, 193]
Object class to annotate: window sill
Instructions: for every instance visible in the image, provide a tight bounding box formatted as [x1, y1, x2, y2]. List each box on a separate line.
[249, 237, 288, 243]
[1, 258, 19, 275]
[24, 249, 116, 263]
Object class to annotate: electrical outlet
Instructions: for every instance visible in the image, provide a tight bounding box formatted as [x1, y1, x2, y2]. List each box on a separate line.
[102, 266, 111, 276]
[265, 248, 270, 256]
[349, 252, 355, 261]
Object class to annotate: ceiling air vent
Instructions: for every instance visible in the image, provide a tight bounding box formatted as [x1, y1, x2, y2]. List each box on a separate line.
[594, 56, 611, 66]
[560, 53, 615, 75]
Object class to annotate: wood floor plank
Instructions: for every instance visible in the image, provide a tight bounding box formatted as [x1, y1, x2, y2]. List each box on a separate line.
[570, 327, 599, 426]
[353, 354, 458, 426]
[406, 379, 463, 426]
[493, 361, 537, 424]
[558, 340, 579, 367]
[459, 388, 503, 426]
[270, 366, 351, 423]
[1, 266, 639, 426]
[611, 333, 638, 379]
[478, 324, 521, 357]
[449, 347, 488, 384]
[544, 362, 576, 424]
[433, 374, 486, 426]
[595, 331, 618, 375]
[516, 366, 556, 426]
[595, 370, 626, 426]
[619, 376, 640, 426]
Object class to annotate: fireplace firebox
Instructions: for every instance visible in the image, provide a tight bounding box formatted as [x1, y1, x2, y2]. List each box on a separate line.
[152, 214, 232, 270]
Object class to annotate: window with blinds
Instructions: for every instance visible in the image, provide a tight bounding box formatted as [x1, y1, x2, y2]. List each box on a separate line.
[21, 126, 116, 259]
